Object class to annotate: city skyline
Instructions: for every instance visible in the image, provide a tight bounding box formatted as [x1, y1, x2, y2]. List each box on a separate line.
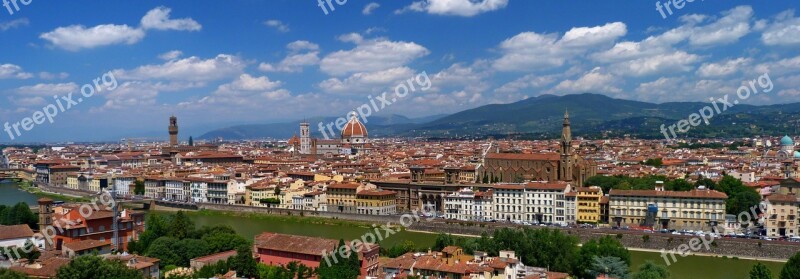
[1, 0, 799, 142]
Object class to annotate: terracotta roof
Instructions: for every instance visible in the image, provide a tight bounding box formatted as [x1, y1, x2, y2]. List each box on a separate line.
[191, 250, 237, 264]
[486, 153, 559, 161]
[254, 232, 337, 256]
[64, 239, 110, 252]
[767, 194, 799, 203]
[342, 115, 368, 138]
[0, 224, 34, 240]
[328, 183, 360, 189]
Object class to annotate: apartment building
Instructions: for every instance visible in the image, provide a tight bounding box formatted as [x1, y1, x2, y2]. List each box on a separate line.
[609, 188, 727, 231]
[443, 188, 493, 221]
[356, 189, 397, 215]
[493, 182, 571, 225]
[326, 183, 362, 214]
[764, 194, 799, 237]
[576, 186, 603, 224]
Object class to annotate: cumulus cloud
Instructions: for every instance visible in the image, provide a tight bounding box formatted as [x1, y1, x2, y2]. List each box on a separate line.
[39, 24, 145, 51]
[551, 68, 622, 94]
[0, 64, 33, 79]
[141, 6, 201, 31]
[761, 9, 800, 46]
[320, 37, 429, 76]
[259, 41, 320, 73]
[14, 82, 78, 96]
[112, 54, 245, 82]
[158, 50, 183, 60]
[696, 57, 751, 78]
[264, 20, 290, 33]
[493, 22, 627, 71]
[40, 6, 199, 51]
[687, 6, 753, 47]
[318, 67, 416, 94]
[0, 18, 29, 31]
[397, 0, 508, 17]
[363, 3, 380, 15]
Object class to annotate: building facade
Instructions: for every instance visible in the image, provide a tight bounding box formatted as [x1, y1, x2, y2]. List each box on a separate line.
[609, 188, 727, 231]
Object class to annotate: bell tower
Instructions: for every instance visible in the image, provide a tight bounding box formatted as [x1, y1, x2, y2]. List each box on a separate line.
[559, 110, 574, 182]
[169, 115, 179, 147]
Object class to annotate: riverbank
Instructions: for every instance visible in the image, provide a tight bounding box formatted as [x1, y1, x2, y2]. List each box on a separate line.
[14, 179, 90, 203]
[152, 209, 787, 279]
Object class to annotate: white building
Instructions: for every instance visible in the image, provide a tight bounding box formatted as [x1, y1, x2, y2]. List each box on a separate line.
[188, 178, 210, 203]
[493, 182, 571, 225]
[112, 176, 136, 197]
[164, 179, 187, 202]
[444, 188, 493, 221]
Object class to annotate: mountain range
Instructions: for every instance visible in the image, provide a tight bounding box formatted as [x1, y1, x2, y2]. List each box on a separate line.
[200, 93, 800, 140]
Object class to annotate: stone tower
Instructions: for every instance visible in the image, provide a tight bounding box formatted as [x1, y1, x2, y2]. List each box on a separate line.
[169, 115, 179, 147]
[300, 121, 311, 155]
[37, 198, 53, 250]
[559, 110, 574, 182]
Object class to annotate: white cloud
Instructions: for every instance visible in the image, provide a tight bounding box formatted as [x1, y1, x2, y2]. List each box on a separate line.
[493, 22, 627, 71]
[141, 6, 201, 31]
[320, 37, 429, 76]
[39, 24, 145, 51]
[113, 54, 245, 82]
[363, 3, 380, 15]
[319, 67, 415, 94]
[696, 57, 751, 78]
[38, 72, 69, 80]
[0, 18, 29, 31]
[762, 10, 800, 46]
[0, 64, 33, 79]
[264, 20, 290, 33]
[687, 6, 753, 47]
[398, 0, 508, 17]
[14, 82, 78, 96]
[495, 74, 558, 93]
[552, 68, 622, 94]
[93, 81, 204, 112]
[259, 41, 320, 73]
[10, 97, 46, 107]
[610, 51, 702, 77]
[754, 55, 800, 75]
[217, 74, 282, 93]
[159, 50, 183, 60]
[40, 6, 198, 51]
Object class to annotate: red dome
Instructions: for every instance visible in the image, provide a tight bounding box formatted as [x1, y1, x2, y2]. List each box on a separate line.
[342, 115, 368, 138]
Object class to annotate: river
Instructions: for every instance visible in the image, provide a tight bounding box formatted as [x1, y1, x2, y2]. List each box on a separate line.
[0, 181, 787, 278]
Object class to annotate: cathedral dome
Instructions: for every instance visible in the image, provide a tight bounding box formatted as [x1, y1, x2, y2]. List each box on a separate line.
[795, 151, 800, 159]
[342, 113, 368, 138]
[781, 135, 794, 146]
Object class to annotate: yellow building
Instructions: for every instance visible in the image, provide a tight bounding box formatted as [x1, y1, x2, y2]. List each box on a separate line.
[66, 174, 79, 189]
[314, 173, 343, 182]
[246, 181, 281, 207]
[609, 188, 727, 231]
[356, 190, 397, 215]
[326, 183, 361, 214]
[576, 186, 603, 223]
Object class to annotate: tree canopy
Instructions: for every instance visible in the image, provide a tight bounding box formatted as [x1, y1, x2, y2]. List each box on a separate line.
[56, 255, 142, 279]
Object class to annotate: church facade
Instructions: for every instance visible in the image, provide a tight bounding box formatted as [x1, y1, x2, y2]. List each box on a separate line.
[477, 111, 597, 186]
[289, 113, 371, 157]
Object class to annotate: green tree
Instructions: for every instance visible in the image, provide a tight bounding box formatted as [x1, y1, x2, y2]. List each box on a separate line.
[169, 211, 195, 240]
[172, 238, 210, 266]
[145, 237, 181, 267]
[229, 245, 258, 278]
[318, 239, 360, 279]
[201, 232, 249, 254]
[0, 268, 28, 279]
[587, 256, 629, 279]
[133, 180, 145, 196]
[643, 158, 663, 167]
[56, 255, 142, 279]
[781, 251, 800, 279]
[750, 262, 773, 279]
[632, 261, 669, 279]
[575, 236, 631, 278]
[718, 175, 760, 215]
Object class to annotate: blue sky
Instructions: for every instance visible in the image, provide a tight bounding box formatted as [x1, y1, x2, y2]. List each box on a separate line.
[1, 0, 799, 142]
